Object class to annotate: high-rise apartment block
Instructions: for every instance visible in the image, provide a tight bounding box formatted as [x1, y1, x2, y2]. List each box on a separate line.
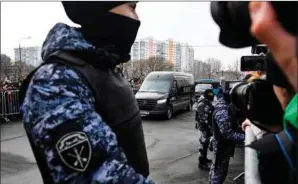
[130, 37, 194, 73]
[14, 46, 42, 67]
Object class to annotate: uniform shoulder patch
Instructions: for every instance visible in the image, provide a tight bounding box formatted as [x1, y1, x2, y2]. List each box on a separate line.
[56, 131, 92, 172]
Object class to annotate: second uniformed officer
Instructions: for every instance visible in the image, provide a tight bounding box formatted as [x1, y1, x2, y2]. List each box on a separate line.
[209, 90, 245, 184]
[195, 89, 215, 170]
[19, 2, 155, 183]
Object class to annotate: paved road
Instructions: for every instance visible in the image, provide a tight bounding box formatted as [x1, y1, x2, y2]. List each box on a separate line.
[1, 109, 244, 184]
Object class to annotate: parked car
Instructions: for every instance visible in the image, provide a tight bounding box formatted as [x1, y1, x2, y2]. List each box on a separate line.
[194, 84, 213, 100]
[135, 71, 194, 119]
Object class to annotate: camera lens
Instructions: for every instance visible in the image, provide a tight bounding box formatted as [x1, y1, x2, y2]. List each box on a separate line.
[230, 82, 249, 111]
[248, 80, 284, 126]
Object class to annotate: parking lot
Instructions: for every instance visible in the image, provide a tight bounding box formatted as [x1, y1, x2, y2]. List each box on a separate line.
[1, 109, 244, 184]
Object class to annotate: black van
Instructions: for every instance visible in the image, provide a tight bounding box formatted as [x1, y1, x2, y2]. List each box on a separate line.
[135, 71, 194, 119]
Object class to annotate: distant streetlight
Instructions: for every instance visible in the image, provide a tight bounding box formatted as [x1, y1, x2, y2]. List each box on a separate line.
[18, 37, 31, 81]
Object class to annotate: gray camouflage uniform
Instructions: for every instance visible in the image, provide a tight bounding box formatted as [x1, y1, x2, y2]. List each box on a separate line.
[209, 97, 245, 184]
[20, 23, 154, 184]
[196, 96, 214, 163]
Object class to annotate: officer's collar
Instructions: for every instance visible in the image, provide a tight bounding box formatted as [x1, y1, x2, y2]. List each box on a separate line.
[65, 50, 126, 69]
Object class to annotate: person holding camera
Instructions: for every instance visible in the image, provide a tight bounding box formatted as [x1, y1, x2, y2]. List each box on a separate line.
[19, 2, 155, 184]
[195, 89, 215, 170]
[211, 2, 297, 182]
[249, 2, 297, 182]
[209, 89, 245, 184]
[242, 54, 296, 184]
[249, 2, 297, 93]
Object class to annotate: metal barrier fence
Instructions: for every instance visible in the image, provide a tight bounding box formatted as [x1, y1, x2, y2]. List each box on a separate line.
[245, 126, 262, 184]
[0, 90, 20, 123]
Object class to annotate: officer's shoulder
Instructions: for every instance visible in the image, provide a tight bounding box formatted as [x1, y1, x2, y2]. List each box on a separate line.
[32, 62, 82, 83]
[214, 105, 228, 115]
[198, 101, 207, 109]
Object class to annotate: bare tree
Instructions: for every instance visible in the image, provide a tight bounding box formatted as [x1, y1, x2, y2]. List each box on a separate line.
[210, 58, 223, 78]
[145, 56, 173, 72]
[121, 62, 131, 79]
[203, 58, 223, 79]
[193, 60, 201, 79]
[122, 56, 174, 86]
[1, 54, 12, 80]
[202, 62, 211, 79]
[227, 59, 242, 80]
[127, 57, 173, 80]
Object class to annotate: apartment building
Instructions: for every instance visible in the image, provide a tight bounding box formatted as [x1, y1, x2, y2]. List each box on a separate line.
[130, 37, 194, 73]
[180, 43, 194, 73]
[14, 46, 42, 67]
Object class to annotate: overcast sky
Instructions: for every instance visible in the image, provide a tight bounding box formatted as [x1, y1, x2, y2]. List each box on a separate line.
[1, 2, 251, 68]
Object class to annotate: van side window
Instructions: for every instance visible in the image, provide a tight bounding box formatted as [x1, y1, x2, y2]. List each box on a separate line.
[172, 80, 177, 93]
[177, 79, 181, 88]
[183, 79, 189, 92]
[180, 79, 185, 93]
[177, 79, 184, 93]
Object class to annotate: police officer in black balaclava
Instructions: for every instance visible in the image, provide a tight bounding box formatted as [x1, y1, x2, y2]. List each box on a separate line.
[61, 1, 140, 59]
[196, 89, 215, 170]
[19, 2, 155, 183]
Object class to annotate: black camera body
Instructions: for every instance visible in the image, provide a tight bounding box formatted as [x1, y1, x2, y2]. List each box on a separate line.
[210, 2, 297, 48]
[230, 46, 285, 131]
[241, 45, 268, 71]
[230, 79, 284, 131]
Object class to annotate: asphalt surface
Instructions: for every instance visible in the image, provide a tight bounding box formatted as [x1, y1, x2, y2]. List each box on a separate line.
[1, 108, 244, 184]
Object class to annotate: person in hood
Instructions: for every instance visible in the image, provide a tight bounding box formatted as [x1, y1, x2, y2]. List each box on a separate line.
[19, 2, 154, 184]
[195, 89, 215, 170]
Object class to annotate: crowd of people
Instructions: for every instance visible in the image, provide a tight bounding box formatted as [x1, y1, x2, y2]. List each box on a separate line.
[0, 76, 24, 122]
[13, 1, 297, 184]
[0, 77, 22, 122]
[0, 77, 22, 91]
[128, 77, 143, 93]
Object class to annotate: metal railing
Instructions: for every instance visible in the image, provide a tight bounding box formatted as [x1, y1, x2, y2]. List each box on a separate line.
[245, 126, 262, 184]
[0, 90, 20, 123]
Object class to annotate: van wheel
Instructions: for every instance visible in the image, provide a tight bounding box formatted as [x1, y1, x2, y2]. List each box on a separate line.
[186, 101, 192, 111]
[165, 107, 173, 120]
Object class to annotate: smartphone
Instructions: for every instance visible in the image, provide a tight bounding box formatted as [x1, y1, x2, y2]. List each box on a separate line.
[240, 55, 266, 71]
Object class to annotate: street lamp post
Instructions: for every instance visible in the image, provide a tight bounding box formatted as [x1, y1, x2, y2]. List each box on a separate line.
[18, 37, 31, 81]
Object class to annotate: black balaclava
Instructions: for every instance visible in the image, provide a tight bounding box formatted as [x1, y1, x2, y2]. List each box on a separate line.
[204, 89, 214, 101]
[62, 1, 140, 62]
[223, 89, 231, 104]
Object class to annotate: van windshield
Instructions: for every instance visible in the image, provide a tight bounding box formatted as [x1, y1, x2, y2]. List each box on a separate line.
[139, 80, 171, 93]
[195, 84, 212, 92]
